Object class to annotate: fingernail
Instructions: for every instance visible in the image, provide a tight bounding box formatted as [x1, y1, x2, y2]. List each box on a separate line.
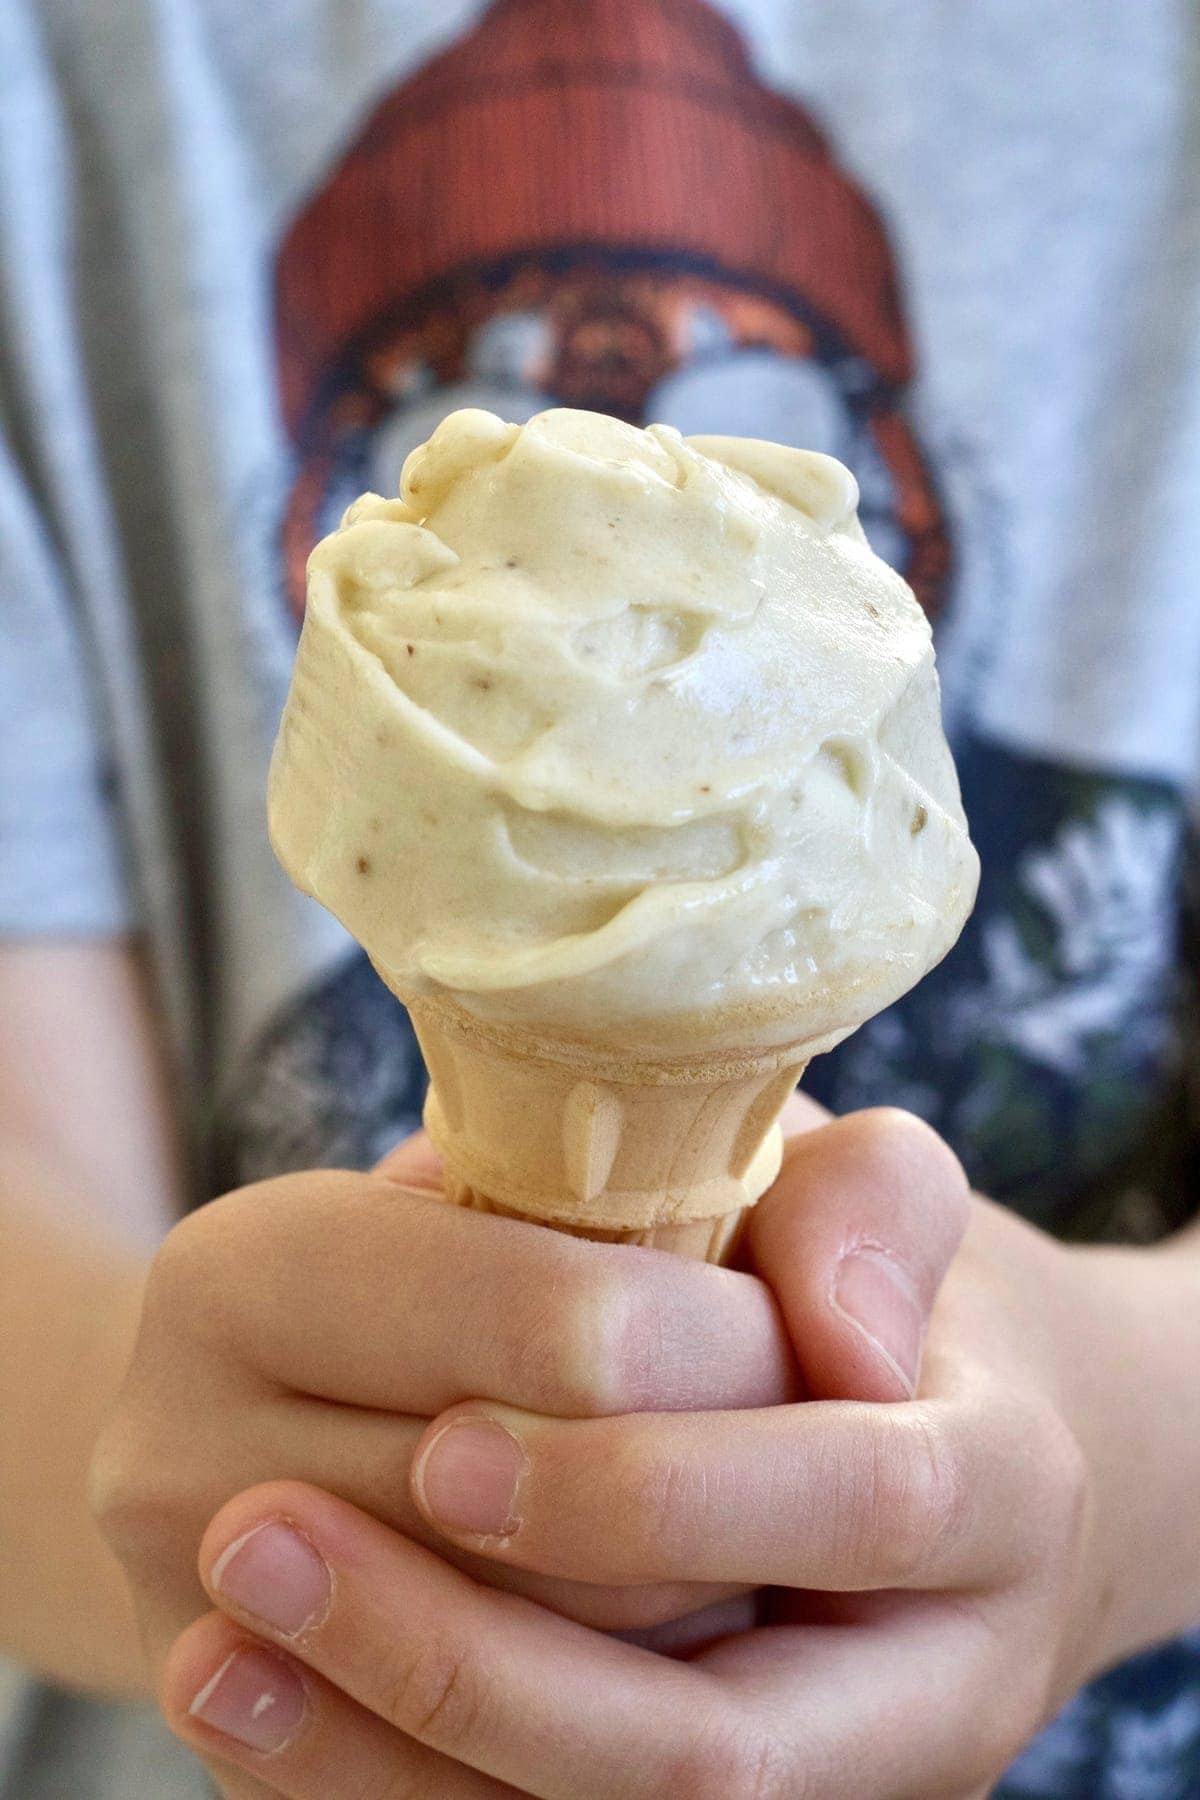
[188, 1645, 307, 1754]
[833, 1248, 924, 1396]
[414, 1417, 526, 1538]
[210, 1521, 331, 1637]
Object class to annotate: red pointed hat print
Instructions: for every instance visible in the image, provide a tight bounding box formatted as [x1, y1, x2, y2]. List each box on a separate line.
[274, 0, 949, 617]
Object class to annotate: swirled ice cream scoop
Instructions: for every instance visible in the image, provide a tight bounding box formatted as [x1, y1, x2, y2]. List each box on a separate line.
[269, 407, 978, 1056]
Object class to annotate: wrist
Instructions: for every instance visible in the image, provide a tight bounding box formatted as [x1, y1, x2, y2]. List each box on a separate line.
[1059, 1237, 1200, 1675]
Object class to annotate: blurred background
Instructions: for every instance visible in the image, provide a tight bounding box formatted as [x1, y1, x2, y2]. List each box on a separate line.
[2, 1, 1198, 1795]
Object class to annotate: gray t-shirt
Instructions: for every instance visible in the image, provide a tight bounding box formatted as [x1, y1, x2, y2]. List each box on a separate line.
[2, 1, 1198, 1793]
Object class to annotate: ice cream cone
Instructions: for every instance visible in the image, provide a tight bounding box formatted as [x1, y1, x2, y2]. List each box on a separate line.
[403, 992, 811, 1265]
[270, 411, 980, 1269]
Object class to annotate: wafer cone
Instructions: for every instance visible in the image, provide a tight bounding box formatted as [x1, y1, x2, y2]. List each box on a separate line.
[402, 992, 811, 1265]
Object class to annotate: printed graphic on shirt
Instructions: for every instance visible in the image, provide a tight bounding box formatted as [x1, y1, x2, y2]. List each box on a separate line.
[212, 950, 426, 1193]
[272, 0, 951, 621]
[804, 737, 1196, 1242]
[995, 1626, 1200, 1800]
[225, 0, 1196, 1240]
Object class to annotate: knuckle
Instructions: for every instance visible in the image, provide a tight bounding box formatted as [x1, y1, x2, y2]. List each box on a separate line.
[1025, 1398, 1090, 1557]
[853, 1409, 966, 1587]
[983, 1387, 1089, 1572]
[90, 1372, 233, 1584]
[909, 1409, 969, 1574]
[723, 1734, 795, 1800]
[87, 1420, 138, 1551]
[855, 1106, 969, 1203]
[500, 1301, 564, 1407]
[378, 1636, 489, 1756]
[511, 1263, 627, 1416]
[142, 1199, 237, 1333]
[358, 1765, 433, 1800]
[87, 1416, 191, 1576]
[140, 1215, 201, 1320]
[658, 1714, 793, 1800]
[617, 1435, 697, 1563]
[91, 1277, 238, 1566]
[148, 1175, 313, 1306]
[156, 1190, 233, 1269]
[144, 1178, 313, 1351]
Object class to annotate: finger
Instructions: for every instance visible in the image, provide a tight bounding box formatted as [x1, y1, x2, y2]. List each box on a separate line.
[209, 1768, 285, 1800]
[750, 1108, 970, 1401]
[197, 1486, 1027, 1800]
[195, 1170, 799, 1417]
[124, 1393, 742, 1666]
[272, 1402, 747, 1634]
[212, 1778, 281, 1800]
[695, 1594, 1026, 1798]
[410, 1388, 1039, 1592]
[197, 1483, 741, 1800]
[194, 1752, 283, 1800]
[162, 1611, 518, 1797]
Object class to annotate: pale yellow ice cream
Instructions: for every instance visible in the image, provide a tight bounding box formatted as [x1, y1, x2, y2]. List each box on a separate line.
[269, 407, 978, 1058]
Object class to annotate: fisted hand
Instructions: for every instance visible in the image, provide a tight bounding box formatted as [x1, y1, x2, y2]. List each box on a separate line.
[98, 1102, 1104, 1799]
[92, 1100, 821, 1692]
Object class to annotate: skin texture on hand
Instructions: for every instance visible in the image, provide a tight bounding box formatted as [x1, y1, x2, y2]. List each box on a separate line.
[92, 1115, 818, 1705]
[98, 1106, 965, 1789]
[133, 1113, 1200, 1800]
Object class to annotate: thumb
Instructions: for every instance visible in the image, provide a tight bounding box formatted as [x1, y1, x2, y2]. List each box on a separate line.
[749, 1108, 970, 1403]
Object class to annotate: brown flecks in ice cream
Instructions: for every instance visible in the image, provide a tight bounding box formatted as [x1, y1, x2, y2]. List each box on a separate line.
[272, 411, 980, 1058]
[356, 855, 372, 875]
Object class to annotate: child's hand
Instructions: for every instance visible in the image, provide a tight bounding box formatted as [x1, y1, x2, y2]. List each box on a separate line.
[93, 1131, 808, 1707]
[154, 1112, 1200, 1798]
